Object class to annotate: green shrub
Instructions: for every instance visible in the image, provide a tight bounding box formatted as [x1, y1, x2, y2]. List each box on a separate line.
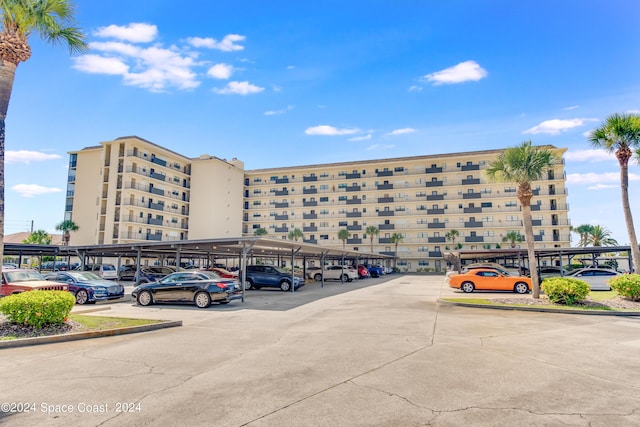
[541, 277, 590, 305]
[0, 290, 75, 328]
[609, 274, 640, 301]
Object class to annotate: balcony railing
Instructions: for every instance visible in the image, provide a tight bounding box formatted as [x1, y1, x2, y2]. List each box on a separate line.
[426, 181, 443, 187]
[379, 224, 395, 230]
[427, 223, 445, 229]
[378, 211, 394, 216]
[377, 183, 393, 190]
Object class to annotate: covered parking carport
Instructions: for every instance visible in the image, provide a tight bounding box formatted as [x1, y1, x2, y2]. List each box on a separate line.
[49, 237, 393, 302]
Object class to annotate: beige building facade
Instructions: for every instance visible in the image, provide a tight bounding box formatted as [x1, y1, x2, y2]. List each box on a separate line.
[66, 138, 570, 272]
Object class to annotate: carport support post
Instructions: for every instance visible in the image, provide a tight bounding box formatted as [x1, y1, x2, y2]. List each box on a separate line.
[175, 246, 181, 271]
[320, 252, 326, 288]
[341, 255, 345, 284]
[135, 248, 142, 286]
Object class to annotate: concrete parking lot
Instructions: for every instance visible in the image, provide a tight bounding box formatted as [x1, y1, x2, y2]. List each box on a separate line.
[1, 275, 639, 426]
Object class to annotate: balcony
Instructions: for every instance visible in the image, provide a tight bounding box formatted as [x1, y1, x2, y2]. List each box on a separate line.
[347, 238, 362, 244]
[303, 176, 318, 182]
[303, 200, 317, 207]
[427, 208, 445, 215]
[346, 185, 361, 192]
[346, 198, 361, 205]
[274, 190, 289, 196]
[462, 192, 481, 199]
[347, 225, 362, 231]
[346, 172, 361, 179]
[346, 212, 361, 218]
[149, 202, 165, 211]
[150, 172, 166, 181]
[303, 213, 318, 219]
[275, 178, 289, 184]
[376, 170, 393, 177]
[531, 219, 542, 226]
[150, 157, 167, 167]
[146, 233, 163, 241]
[531, 204, 541, 211]
[303, 238, 318, 244]
[147, 217, 163, 226]
[463, 207, 482, 213]
[428, 251, 443, 257]
[378, 238, 393, 244]
[426, 180, 443, 187]
[534, 235, 543, 241]
[428, 237, 446, 243]
[464, 221, 483, 227]
[377, 183, 393, 190]
[425, 166, 443, 173]
[465, 236, 484, 243]
[274, 214, 289, 221]
[461, 164, 480, 171]
[303, 188, 318, 194]
[274, 226, 289, 233]
[303, 226, 318, 232]
[378, 197, 394, 203]
[427, 194, 444, 201]
[461, 178, 480, 185]
[378, 211, 394, 217]
[379, 224, 395, 230]
[380, 251, 395, 256]
[150, 187, 165, 196]
[427, 222, 445, 229]
[274, 202, 289, 208]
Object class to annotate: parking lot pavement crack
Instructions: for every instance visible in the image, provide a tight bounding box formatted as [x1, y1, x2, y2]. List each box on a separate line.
[429, 406, 640, 422]
[346, 381, 437, 414]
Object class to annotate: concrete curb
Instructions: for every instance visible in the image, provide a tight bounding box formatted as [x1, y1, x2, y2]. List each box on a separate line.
[437, 298, 640, 316]
[0, 319, 182, 349]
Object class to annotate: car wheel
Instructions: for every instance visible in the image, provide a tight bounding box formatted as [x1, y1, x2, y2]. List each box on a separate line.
[280, 280, 291, 291]
[461, 281, 475, 293]
[75, 289, 89, 305]
[314, 273, 323, 281]
[194, 291, 211, 308]
[245, 279, 254, 290]
[514, 282, 529, 294]
[341, 274, 349, 282]
[137, 290, 153, 306]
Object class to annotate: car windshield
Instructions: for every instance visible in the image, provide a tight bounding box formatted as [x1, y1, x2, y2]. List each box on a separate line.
[67, 272, 103, 281]
[101, 265, 116, 271]
[5, 270, 45, 282]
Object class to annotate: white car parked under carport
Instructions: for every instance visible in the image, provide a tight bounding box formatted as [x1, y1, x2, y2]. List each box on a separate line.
[566, 267, 622, 291]
[312, 265, 358, 282]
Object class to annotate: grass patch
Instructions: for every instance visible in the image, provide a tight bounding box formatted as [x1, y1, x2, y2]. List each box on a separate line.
[443, 298, 493, 305]
[69, 314, 161, 330]
[588, 290, 617, 301]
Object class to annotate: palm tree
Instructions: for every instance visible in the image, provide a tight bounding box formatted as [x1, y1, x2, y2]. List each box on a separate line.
[0, 1, 87, 269]
[501, 230, 523, 248]
[445, 229, 459, 245]
[486, 141, 557, 298]
[55, 219, 79, 245]
[338, 229, 350, 249]
[589, 113, 640, 273]
[571, 224, 595, 247]
[254, 227, 268, 236]
[288, 228, 304, 241]
[22, 229, 51, 245]
[390, 233, 403, 269]
[366, 225, 379, 253]
[586, 225, 618, 247]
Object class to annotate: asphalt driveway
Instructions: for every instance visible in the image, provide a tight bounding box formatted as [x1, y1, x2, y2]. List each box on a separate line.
[1, 275, 639, 426]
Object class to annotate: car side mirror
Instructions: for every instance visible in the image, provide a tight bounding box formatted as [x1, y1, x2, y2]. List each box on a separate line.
[67, 279, 74, 284]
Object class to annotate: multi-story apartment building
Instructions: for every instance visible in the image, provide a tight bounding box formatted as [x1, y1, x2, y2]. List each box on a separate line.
[66, 136, 244, 246]
[66, 137, 570, 272]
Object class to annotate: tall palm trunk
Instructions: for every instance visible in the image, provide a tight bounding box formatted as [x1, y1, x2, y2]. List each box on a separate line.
[0, 60, 19, 278]
[519, 183, 541, 298]
[620, 162, 640, 273]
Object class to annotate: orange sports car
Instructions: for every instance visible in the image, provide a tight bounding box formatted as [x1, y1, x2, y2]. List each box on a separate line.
[447, 268, 531, 294]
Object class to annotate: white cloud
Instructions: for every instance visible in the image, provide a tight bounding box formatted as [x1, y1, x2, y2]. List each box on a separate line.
[305, 125, 360, 136]
[523, 118, 596, 135]
[564, 149, 615, 163]
[627, 109, 640, 114]
[422, 60, 487, 85]
[566, 172, 640, 185]
[562, 105, 580, 111]
[6, 151, 62, 164]
[287, 65, 295, 70]
[587, 184, 618, 190]
[408, 85, 423, 92]
[94, 23, 157, 43]
[366, 144, 394, 151]
[73, 54, 129, 75]
[11, 184, 62, 198]
[386, 128, 416, 136]
[186, 34, 245, 51]
[349, 134, 372, 141]
[264, 105, 294, 116]
[207, 63, 233, 79]
[214, 81, 264, 95]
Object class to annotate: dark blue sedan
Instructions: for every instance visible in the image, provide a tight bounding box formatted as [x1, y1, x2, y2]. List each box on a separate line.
[44, 271, 125, 305]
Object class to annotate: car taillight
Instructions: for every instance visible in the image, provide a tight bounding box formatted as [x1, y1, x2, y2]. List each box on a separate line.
[216, 283, 228, 289]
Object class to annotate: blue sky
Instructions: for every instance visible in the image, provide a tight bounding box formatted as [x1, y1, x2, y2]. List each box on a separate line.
[4, 0, 640, 245]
